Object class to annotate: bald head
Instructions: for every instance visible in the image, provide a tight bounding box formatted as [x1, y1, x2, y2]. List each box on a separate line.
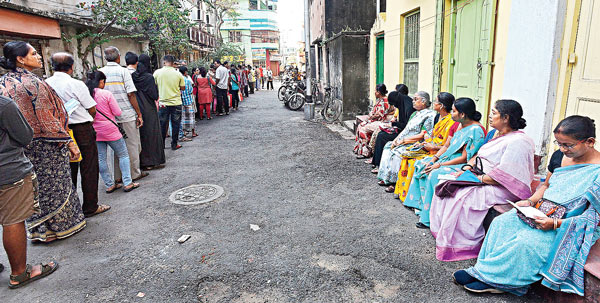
[104, 46, 120, 63]
[51, 52, 74, 73]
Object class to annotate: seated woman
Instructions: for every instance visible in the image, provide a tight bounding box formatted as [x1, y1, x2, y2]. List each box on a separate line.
[429, 99, 533, 261]
[376, 91, 437, 184]
[403, 98, 486, 228]
[393, 92, 458, 198]
[454, 115, 600, 296]
[354, 84, 395, 159]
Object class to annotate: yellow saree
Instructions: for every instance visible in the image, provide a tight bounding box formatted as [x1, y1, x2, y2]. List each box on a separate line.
[394, 114, 455, 200]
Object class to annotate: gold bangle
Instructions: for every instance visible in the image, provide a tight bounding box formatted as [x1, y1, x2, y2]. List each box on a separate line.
[553, 218, 558, 230]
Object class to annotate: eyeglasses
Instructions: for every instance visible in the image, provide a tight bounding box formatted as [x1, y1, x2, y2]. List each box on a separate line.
[554, 139, 586, 150]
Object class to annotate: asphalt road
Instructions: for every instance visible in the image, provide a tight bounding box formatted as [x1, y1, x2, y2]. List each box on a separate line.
[0, 87, 543, 302]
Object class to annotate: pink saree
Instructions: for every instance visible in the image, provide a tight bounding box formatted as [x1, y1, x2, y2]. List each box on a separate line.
[429, 131, 535, 261]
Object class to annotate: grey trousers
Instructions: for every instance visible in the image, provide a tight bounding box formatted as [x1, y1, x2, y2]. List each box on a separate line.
[114, 120, 142, 180]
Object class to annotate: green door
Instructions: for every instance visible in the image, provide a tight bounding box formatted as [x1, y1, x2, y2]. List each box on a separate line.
[450, 0, 494, 118]
[376, 36, 385, 85]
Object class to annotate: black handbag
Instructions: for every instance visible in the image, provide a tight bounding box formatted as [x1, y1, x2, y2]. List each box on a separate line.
[96, 109, 128, 139]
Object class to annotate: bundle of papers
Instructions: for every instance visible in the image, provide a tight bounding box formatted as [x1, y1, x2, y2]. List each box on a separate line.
[507, 200, 548, 218]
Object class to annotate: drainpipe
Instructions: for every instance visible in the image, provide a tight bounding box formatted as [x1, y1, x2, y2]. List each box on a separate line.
[485, 0, 500, 129]
[303, 0, 314, 119]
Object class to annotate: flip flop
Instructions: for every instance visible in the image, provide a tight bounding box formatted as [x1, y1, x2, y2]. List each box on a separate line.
[123, 183, 140, 192]
[85, 205, 111, 218]
[9, 262, 59, 289]
[105, 184, 123, 193]
[133, 172, 149, 181]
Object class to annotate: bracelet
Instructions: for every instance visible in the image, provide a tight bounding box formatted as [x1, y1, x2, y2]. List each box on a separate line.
[433, 155, 439, 161]
[553, 218, 558, 230]
[527, 198, 534, 206]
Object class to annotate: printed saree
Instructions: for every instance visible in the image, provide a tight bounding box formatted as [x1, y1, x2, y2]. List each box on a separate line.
[376, 108, 437, 184]
[353, 97, 393, 157]
[429, 130, 535, 261]
[394, 114, 457, 200]
[403, 124, 486, 226]
[466, 164, 600, 296]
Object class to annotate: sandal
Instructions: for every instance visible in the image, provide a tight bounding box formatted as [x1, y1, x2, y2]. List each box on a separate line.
[105, 184, 123, 193]
[123, 182, 140, 192]
[133, 172, 149, 181]
[180, 137, 192, 142]
[385, 185, 396, 193]
[85, 204, 111, 218]
[377, 180, 387, 186]
[364, 159, 372, 164]
[9, 262, 59, 289]
[371, 168, 379, 174]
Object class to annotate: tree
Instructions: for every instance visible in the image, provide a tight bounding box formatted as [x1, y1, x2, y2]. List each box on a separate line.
[201, 0, 240, 44]
[66, 0, 193, 72]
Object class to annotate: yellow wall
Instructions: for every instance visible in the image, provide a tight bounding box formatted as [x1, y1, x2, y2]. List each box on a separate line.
[369, 1, 438, 101]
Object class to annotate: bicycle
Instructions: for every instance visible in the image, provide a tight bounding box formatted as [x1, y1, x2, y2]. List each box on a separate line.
[320, 87, 342, 123]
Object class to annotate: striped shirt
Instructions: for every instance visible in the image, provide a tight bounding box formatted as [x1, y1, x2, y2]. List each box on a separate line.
[99, 62, 137, 123]
[181, 76, 194, 106]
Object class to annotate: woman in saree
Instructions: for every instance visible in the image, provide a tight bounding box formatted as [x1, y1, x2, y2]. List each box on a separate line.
[454, 115, 600, 296]
[354, 84, 395, 159]
[403, 98, 486, 229]
[132, 54, 166, 170]
[392, 92, 458, 198]
[376, 91, 438, 185]
[429, 99, 533, 260]
[0, 41, 86, 241]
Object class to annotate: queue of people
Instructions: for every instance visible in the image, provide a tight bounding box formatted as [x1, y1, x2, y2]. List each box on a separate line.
[0, 40, 262, 288]
[354, 83, 600, 297]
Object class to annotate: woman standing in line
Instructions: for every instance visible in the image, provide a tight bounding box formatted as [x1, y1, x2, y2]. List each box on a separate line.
[86, 71, 140, 193]
[230, 67, 241, 110]
[0, 41, 86, 241]
[194, 67, 216, 120]
[132, 54, 165, 170]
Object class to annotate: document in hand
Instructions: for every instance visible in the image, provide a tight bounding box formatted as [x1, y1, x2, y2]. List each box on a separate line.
[507, 200, 548, 219]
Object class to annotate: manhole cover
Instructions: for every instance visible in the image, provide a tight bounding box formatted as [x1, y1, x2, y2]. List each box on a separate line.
[169, 184, 224, 205]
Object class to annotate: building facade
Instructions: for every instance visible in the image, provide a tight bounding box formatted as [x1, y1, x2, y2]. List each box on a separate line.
[221, 0, 281, 74]
[309, 0, 377, 120]
[368, 0, 600, 170]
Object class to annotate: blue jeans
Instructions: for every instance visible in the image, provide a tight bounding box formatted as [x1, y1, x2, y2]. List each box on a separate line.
[97, 138, 132, 187]
[159, 105, 182, 148]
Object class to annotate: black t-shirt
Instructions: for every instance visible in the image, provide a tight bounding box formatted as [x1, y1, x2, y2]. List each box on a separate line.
[548, 150, 564, 173]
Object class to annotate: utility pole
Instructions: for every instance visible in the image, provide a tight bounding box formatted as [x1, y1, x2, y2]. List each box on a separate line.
[303, 0, 314, 120]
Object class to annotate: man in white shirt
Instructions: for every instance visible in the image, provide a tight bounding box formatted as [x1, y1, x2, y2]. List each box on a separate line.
[214, 60, 230, 116]
[46, 52, 110, 217]
[266, 68, 273, 90]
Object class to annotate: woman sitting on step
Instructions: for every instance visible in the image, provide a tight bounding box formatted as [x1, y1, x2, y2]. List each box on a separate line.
[454, 115, 600, 297]
[354, 84, 395, 158]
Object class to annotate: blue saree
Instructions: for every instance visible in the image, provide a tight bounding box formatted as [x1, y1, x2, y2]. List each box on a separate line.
[466, 164, 600, 296]
[403, 124, 485, 226]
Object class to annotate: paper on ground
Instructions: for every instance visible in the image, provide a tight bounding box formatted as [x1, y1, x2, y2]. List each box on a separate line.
[507, 200, 547, 219]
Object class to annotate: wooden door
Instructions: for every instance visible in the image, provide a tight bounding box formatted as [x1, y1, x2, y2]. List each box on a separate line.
[376, 36, 385, 85]
[564, 0, 600, 136]
[450, 0, 493, 117]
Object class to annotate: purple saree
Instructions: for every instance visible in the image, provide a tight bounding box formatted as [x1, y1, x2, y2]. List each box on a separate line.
[429, 131, 535, 261]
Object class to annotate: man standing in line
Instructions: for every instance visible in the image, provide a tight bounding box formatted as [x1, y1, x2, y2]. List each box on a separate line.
[0, 95, 59, 288]
[259, 65, 264, 89]
[99, 46, 148, 183]
[248, 65, 255, 94]
[154, 55, 185, 150]
[266, 67, 273, 90]
[214, 60, 230, 116]
[46, 53, 110, 217]
[125, 52, 138, 74]
[254, 66, 260, 91]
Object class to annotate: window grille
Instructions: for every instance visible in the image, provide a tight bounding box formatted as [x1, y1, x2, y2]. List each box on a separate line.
[404, 11, 420, 94]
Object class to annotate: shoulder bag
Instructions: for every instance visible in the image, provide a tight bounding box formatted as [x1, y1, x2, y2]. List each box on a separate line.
[434, 157, 485, 198]
[96, 109, 128, 139]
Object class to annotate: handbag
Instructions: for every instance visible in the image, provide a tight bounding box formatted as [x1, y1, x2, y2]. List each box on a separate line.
[96, 109, 128, 139]
[516, 199, 567, 229]
[434, 158, 486, 198]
